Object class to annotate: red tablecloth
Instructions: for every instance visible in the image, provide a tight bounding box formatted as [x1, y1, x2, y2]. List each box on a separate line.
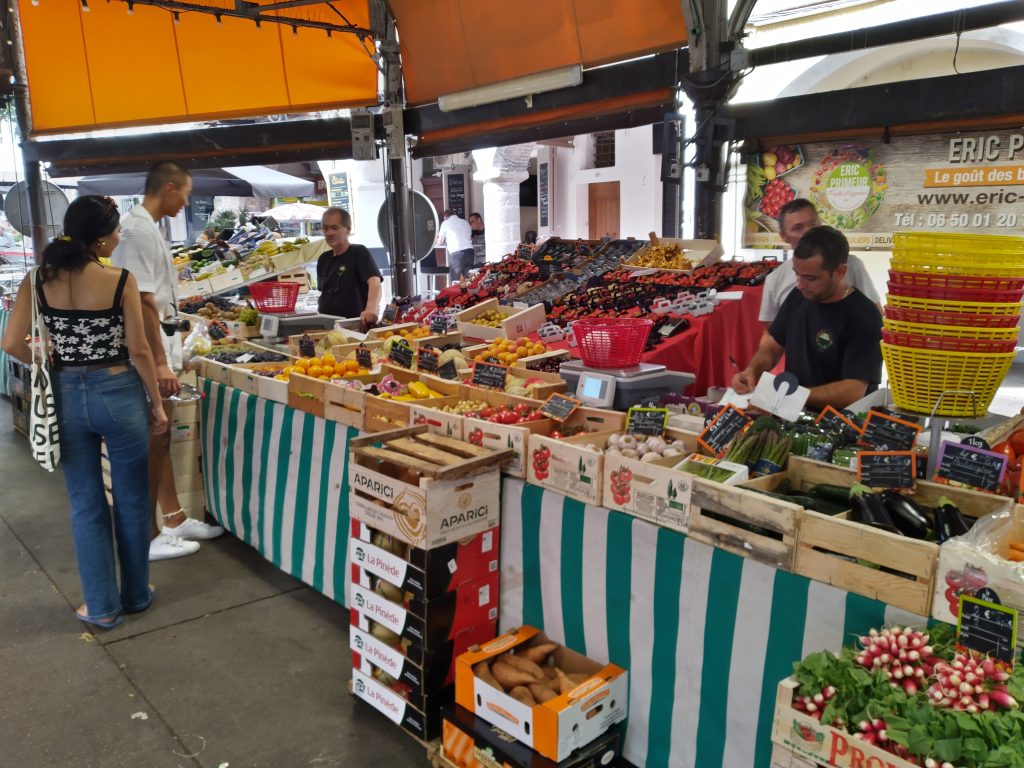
[537, 285, 765, 396]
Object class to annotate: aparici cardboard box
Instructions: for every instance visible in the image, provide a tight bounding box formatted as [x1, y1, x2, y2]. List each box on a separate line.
[349, 520, 499, 602]
[455, 626, 628, 763]
[439, 704, 621, 768]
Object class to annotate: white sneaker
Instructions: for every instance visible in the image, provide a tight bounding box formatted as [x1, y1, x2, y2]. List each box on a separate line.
[149, 534, 200, 561]
[161, 517, 224, 541]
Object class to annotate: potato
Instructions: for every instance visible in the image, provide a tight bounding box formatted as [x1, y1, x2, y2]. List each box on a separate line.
[518, 642, 559, 665]
[528, 682, 558, 704]
[500, 653, 546, 682]
[492, 660, 542, 690]
[368, 621, 401, 645]
[474, 661, 504, 692]
[374, 578, 404, 603]
[509, 686, 537, 707]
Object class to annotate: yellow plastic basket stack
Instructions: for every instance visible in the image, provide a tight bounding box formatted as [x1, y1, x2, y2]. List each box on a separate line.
[883, 232, 1024, 416]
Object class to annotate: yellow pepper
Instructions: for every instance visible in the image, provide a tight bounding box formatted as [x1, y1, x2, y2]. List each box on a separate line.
[407, 381, 431, 399]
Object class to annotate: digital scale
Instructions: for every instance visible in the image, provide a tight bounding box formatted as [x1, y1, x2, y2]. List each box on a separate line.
[258, 312, 362, 343]
[559, 360, 696, 411]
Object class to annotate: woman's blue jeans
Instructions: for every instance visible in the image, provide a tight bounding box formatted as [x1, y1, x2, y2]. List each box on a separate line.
[54, 366, 152, 621]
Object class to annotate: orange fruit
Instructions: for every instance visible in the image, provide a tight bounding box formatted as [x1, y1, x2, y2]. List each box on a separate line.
[307, 365, 323, 378]
[321, 353, 336, 365]
[294, 358, 310, 370]
[346, 360, 359, 372]
[319, 375, 330, 381]
[309, 357, 322, 368]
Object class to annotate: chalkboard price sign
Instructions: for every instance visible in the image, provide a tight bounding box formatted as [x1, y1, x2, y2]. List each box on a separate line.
[356, 345, 373, 370]
[816, 405, 860, 436]
[438, 359, 460, 381]
[957, 594, 1017, 665]
[698, 405, 751, 456]
[935, 440, 1008, 492]
[446, 173, 466, 219]
[389, 341, 414, 369]
[859, 411, 922, 452]
[541, 393, 581, 423]
[857, 451, 917, 491]
[472, 361, 509, 390]
[417, 346, 439, 375]
[429, 312, 452, 336]
[626, 407, 669, 437]
[381, 304, 399, 324]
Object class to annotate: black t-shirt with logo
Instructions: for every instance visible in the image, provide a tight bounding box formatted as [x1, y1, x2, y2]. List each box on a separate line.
[768, 288, 882, 392]
[315, 244, 382, 317]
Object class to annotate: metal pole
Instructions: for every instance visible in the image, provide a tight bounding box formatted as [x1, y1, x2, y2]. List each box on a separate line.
[8, 0, 49, 261]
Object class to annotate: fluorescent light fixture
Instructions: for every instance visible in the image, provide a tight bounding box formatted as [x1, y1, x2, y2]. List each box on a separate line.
[438, 64, 582, 112]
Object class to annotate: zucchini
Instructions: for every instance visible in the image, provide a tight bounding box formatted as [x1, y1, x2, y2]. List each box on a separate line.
[809, 483, 853, 506]
[747, 488, 842, 514]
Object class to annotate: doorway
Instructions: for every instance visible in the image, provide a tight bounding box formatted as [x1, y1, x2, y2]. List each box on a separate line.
[588, 181, 620, 239]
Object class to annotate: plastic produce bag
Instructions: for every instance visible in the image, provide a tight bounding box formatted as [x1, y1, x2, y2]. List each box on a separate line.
[182, 321, 213, 367]
[946, 503, 1021, 561]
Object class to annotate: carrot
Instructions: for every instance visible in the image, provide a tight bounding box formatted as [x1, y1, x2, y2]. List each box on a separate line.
[1008, 541, 1024, 552]
[1007, 550, 1024, 562]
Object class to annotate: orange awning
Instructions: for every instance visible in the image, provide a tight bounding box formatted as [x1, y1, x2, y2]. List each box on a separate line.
[17, 0, 378, 135]
[389, 0, 687, 106]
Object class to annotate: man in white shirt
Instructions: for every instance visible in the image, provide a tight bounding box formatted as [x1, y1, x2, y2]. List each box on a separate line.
[759, 198, 881, 324]
[434, 209, 475, 281]
[113, 162, 223, 561]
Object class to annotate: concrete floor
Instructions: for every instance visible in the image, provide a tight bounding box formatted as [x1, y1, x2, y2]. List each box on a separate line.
[0, 426, 429, 768]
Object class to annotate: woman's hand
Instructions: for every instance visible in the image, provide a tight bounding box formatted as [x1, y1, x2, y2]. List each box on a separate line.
[150, 403, 169, 435]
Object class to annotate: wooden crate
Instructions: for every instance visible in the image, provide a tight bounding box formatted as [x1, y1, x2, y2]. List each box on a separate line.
[456, 388, 551, 479]
[228, 363, 289, 396]
[323, 381, 367, 430]
[348, 425, 512, 549]
[770, 744, 819, 768]
[527, 431, 615, 505]
[455, 298, 547, 341]
[778, 457, 1012, 616]
[407, 397, 466, 440]
[771, 677, 917, 768]
[287, 371, 327, 418]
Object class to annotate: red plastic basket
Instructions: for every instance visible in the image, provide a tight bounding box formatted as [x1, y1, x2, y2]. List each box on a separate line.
[888, 270, 1024, 292]
[572, 318, 653, 368]
[887, 281, 1024, 303]
[882, 329, 1017, 354]
[883, 306, 1021, 328]
[248, 281, 300, 313]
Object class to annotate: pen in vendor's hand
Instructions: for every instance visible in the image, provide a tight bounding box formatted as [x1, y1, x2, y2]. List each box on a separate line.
[728, 354, 740, 372]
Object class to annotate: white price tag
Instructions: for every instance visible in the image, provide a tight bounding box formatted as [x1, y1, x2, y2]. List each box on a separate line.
[236, 353, 255, 363]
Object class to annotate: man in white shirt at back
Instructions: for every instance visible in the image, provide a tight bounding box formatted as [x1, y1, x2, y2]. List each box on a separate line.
[434, 209, 475, 282]
[113, 161, 223, 561]
[760, 198, 881, 325]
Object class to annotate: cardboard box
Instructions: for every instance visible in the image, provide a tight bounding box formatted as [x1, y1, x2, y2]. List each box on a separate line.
[602, 436, 699, 532]
[169, 422, 199, 443]
[527, 431, 614, 506]
[464, 413, 554, 480]
[350, 520, 499, 602]
[351, 626, 463, 698]
[348, 428, 509, 549]
[351, 668, 444, 742]
[349, 573, 500, 653]
[440, 705, 621, 768]
[170, 401, 199, 426]
[624, 238, 724, 273]
[455, 627, 628, 763]
[208, 268, 245, 292]
[456, 298, 547, 341]
[170, 439, 202, 477]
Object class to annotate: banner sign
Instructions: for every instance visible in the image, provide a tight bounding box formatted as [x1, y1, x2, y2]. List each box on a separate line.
[743, 130, 1024, 248]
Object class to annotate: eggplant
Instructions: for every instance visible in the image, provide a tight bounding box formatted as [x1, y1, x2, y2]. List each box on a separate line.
[880, 491, 932, 540]
[849, 483, 901, 534]
[934, 496, 971, 543]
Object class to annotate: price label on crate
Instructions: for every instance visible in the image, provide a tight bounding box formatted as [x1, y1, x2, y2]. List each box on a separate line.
[816, 405, 860, 436]
[961, 435, 993, 451]
[388, 342, 414, 370]
[626, 407, 670, 437]
[859, 410, 922, 452]
[957, 594, 1017, 665]
[417, 346, 439, 375]
[381, 303, 399, 324]
[438, 359, 460, 381]
[698, 405, 751, 456]
[471, 361, 509, 390]
[540, 393, 581, 423]
[429, 312, 453, 336]
[355, 345, 373, 370]
[935, 440, 1007, 493]
[857, 451, 917, 491]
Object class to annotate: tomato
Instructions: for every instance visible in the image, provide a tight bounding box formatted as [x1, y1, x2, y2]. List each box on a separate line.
[480, 407, 495, 419]
[993, 441, 1017, 464]
[1010, 430, 1024, 456]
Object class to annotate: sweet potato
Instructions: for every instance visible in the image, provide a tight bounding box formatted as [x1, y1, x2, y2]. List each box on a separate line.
[518, 642, 559, 665]
[1007, 549, 1024, 562]
[474, 661, 504, 692]
[528, 682, 558, 704]
[492, 660, 542, 689]
[555, 668, 576, 695]
[500, 653, 546, 682]
[543, 667, 558, 681]
[1009, 540, 1024, 552]
[509, 686, 537, 707]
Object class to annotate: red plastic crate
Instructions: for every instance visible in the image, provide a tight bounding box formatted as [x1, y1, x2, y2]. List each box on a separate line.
[887, 281, 1024, 304]
[883, 306, 1021, 328]
[881, 329, 1017, 354]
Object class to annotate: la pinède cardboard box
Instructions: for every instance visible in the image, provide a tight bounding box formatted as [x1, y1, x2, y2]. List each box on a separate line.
[350, 519, 499, 602]
[351, 623, 466, 701]
[351, 638, 456, 721]
[455, 626, 628, 763]
[349, 573, 500, 653]
[440, 704, 621, 768]
[351, 667, 446, 741]
[348, 452, 501, 550]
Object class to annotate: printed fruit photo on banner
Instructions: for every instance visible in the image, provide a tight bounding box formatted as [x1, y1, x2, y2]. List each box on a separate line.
[745, 144, 804, 234]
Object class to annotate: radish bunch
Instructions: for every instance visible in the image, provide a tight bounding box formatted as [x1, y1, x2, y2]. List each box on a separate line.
[927, 652, 1018, 712]
[792, 684, 837, 721]
[854, 627, 941, 696]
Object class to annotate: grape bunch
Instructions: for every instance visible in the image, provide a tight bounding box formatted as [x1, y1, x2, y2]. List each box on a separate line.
[179, 295, 237, 315]
[206, 350, 287, 364]
[759, 178, 796, 218]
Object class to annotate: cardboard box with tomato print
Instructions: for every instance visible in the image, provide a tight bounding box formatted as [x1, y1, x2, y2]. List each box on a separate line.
[527, 432, 616, 506]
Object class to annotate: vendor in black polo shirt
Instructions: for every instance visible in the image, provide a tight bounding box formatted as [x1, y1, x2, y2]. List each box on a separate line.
[315, 207, 382, 327]
[730, 225, 882, 410]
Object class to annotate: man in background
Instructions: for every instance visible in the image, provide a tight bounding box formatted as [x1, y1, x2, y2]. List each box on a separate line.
[315, 207, 381, 328]
[434, 209, 474, 282]
[113, 161, 224, 561]
[469, 212, 486, 268]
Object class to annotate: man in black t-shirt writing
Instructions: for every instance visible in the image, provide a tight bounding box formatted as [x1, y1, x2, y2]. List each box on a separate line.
[316, 207, 382, 326]
[730, 226, 882, 410]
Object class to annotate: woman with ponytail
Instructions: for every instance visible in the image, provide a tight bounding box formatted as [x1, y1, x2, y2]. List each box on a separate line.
[2, 195, 167, 630]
